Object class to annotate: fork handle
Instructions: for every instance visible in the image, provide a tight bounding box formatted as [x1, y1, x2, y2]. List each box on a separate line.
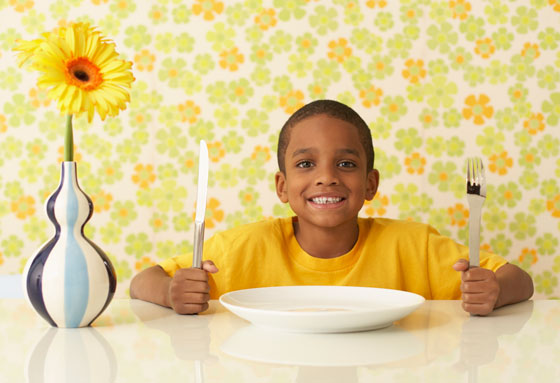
[467, 196, 483, 268]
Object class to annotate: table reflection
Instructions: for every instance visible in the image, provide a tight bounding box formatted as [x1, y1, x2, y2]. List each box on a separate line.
[129, 299, 218, 383]
[8, 299, 557, 383]
[26, 327, 116, 383]
[221, 323, 424, 367]
[456, 300, 534, 382]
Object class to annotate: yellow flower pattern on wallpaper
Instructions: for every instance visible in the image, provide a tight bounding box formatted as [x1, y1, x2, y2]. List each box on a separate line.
[0, 0, 559, 300]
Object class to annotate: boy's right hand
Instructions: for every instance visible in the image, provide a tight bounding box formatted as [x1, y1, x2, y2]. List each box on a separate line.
[166, 260, 218, 315]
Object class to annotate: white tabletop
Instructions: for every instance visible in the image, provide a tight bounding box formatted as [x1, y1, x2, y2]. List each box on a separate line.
[0, 298, 558, 383]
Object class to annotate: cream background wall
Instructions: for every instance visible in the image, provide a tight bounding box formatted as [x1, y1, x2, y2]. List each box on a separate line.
[0, 0, 559, 298]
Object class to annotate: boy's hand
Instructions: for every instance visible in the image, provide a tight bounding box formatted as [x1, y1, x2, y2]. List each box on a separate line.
[167, 260, 218, 315]
[453, 259, 500, 316]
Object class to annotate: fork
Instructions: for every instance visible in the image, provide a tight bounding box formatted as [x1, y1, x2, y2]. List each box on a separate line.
[466, 157, 486, 268]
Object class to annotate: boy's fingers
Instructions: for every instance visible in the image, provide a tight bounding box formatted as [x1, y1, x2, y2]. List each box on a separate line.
[180, 292, 210, 304]
[462, 291, 493, 304]
[180, 280, 210, 294]
[462, 301, 493, 316]
[175, 267, 209, 282]
[175, 302, 209, 315]
[463, 267, 494, 282]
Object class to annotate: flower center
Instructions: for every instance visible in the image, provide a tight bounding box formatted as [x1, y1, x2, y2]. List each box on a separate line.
[66, 57, 102, 90]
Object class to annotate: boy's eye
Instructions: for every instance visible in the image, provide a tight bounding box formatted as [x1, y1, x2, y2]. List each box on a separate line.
[296, 160, 314, 168]
[338, 161, 356, 168]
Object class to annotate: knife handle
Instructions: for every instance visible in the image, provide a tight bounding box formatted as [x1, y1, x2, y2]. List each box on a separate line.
[193, 221, 205, 269]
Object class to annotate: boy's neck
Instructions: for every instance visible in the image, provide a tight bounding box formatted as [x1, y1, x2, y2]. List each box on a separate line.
[292, 217, 359, 259]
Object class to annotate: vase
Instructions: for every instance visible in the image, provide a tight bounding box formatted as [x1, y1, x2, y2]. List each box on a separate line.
[22, 161, 117, 328]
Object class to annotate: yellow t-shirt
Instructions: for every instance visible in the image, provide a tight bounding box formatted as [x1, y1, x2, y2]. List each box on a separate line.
[159, 217, 508, 300]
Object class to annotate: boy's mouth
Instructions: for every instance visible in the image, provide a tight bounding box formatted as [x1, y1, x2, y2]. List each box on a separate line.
[308, 196, 346, 207]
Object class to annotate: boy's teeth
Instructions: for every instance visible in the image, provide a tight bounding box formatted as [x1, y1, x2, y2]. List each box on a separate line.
[311, 197, 343, 204]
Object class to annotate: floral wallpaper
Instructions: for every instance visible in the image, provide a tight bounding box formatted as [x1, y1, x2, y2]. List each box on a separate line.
[0, 0, 559, 299]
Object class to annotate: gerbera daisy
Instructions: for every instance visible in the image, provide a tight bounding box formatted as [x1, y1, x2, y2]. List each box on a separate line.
[14, 22, 134, 122]
[13, 22, 134, 161]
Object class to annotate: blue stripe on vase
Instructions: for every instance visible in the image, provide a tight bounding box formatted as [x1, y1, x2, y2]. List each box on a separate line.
[25, 166, 65, 328]
[64, 163, 89, 328]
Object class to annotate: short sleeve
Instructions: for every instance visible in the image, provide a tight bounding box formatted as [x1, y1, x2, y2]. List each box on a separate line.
[427, 226, 509, 299]
[159, 253, 193, 277]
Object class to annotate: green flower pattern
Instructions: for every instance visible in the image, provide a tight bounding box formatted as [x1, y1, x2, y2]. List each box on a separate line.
[0, 0, 559, 300]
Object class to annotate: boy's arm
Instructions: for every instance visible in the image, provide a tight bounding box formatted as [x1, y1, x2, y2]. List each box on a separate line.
[453, 259, 534, 316]
[130, 261, 218, 314]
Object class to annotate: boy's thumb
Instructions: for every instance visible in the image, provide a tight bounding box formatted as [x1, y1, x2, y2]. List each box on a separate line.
[202, 260, 219, 273]
[452, 258, 469, 272]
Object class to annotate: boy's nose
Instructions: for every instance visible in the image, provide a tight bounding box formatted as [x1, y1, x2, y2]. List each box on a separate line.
[315, 166, 339, 185]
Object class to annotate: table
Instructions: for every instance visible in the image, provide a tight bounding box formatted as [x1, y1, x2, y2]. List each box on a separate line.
[0, 298, 558, 383]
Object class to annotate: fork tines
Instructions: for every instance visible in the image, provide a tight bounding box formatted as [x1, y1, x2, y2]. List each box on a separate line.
[466, 157, 485, 196]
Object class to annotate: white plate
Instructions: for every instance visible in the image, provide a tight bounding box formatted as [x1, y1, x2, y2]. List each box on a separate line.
[219, 286, 425, 333]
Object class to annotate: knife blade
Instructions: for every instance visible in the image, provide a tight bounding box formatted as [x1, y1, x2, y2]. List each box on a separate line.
[193, 140, 208, 269]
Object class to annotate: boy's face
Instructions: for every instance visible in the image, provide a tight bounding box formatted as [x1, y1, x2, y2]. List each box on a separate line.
[275, 114, 379, 230]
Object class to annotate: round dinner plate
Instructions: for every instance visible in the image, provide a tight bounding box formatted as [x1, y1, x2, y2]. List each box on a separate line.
[219, 286, 425, 333]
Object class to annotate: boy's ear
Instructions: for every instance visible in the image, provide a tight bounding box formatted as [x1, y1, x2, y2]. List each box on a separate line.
[365, 169, 379, 201]
[275, 171, 289, 203]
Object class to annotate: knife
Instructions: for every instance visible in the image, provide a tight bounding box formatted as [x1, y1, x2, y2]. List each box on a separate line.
[193, 140, 208, 269]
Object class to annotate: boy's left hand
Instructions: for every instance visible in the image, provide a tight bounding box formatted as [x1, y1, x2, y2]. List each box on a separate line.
[453, 259, 500, 316]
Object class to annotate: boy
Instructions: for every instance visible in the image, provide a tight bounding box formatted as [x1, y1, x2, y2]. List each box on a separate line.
[130, 100, 533, 316]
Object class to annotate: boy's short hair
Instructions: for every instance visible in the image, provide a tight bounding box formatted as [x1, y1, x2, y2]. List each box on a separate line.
[277, 99, 374, 173]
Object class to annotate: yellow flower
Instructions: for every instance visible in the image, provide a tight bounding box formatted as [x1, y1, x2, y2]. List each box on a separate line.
[13, 22, 134, 123]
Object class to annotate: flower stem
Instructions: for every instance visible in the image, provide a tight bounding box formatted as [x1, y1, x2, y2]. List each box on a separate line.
[65, 114, 74, 162]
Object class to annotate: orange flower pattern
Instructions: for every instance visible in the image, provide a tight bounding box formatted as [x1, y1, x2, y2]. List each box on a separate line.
[521, 43, 540, 60]
[132, 164, 156, 189]
[11, 195, 35, 219]
[519, 248, 538, 265]
[178, 100, 201, 124]
[208, 141, 226, 162]
[523, 113, 545, 135]
[363, 194, 389, 217]
[360, 85, 383, 108]
[462, 94, 493, 125]
[91, 191, 113, 213]
[134, 50, 156, 72]
[219, 47, 244, 71]
[279, 90, 305, 114]
[402, 59, 426, 83]
[448, 203, 469, 227]
[474, 38, 495, 59]
[29, 88, 51, 108]
[489, 151, 514, 175]
[405, 152, 427, 175]
[254, 9, 277, 31]
[192, 0, 223, 21]
[366, 0, 387, 8]
[193, 197, 224, 229]
[547, 194, 560, 218]
[327, 38, 352, 63]
[450, 0, 471, 20]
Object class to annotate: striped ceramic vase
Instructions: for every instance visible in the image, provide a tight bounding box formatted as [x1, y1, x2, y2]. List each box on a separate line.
[23, 161, 117, 328]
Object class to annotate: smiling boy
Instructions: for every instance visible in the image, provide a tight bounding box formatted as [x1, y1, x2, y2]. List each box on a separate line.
[130, 100, 533, 316]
